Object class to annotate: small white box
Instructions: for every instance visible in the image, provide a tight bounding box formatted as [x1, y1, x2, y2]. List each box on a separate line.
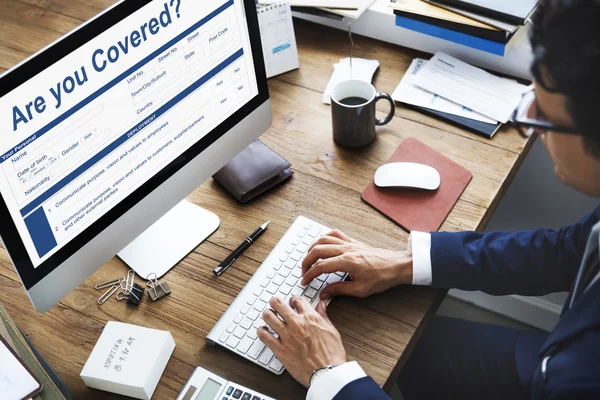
[81, 322, 176, 399]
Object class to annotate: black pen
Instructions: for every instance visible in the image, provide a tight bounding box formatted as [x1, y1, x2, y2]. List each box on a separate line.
[213, 221, 270, 276]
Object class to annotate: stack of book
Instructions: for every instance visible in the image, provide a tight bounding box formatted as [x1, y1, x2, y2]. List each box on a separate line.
[390, 0, 539, 56]
[0, 305, 71, 400]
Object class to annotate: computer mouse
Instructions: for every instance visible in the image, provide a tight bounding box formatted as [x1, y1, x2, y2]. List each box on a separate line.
[374, 162, 441, 190]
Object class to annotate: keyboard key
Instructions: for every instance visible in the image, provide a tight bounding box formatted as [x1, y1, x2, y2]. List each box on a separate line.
[242, 393, 252, 400]
[304, 287, 318, 299]
[279, 253, 288, 262]
[273, 263, 282, 271]
[248, 340, 265, 359]
[316, 274, 328, 282]
[259, 292, 272, 304]
[233, 326, 247, 339]
[310, 280, 323, 291]
[219, 332, 230, 343]
[291, 287, 304, 297]
[298, 241, 310, 251]
[266, 283, 279, 294]
[269, 357, 284, 372]
[290, 250, 303, 261]
[301, 236, 313, 246]
[308, 226, 321, 237]
[292, 237, 300, 246]
[278, 268, 291, 278]
[227, 323, 236, 333]
[259, 348, 274, 365]
[227, 386, 234, 395]
[335, 271, 345, 277]
[233, 389, 243, 399]
[237, 337, 254, 354]
[279, 284, 293, 295]
[266, 270, 275, 279]
[291, 267, 302, 278]
[260, 278, 269, 288]
[246, 296, 257, 306]
[234, 314, 243, 324]
[253, 300, 268, 311]
[241, 305, 250, 314]
[302, 220, 313, 230]
[247, 308, 260, 320]
[298, 229, 307, 238]
[285, 245, 294, 254]
[272, 275, 285, 286]
[226, 336, 240, 348]
[284, 258, 296, 269]
[285, 276, 298, 286]
[298, 281, 307, 289]
[240, 317, 254, 330]
[326, 274, 344, 284]
[247, 328, 258, 340]
[253, 286, 264, 296]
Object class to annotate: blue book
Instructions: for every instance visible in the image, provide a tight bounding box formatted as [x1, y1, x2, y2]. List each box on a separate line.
[395, 15, 508, 56]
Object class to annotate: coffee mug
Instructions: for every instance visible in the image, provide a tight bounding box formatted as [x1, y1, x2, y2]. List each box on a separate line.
[331, 80, 396, 148]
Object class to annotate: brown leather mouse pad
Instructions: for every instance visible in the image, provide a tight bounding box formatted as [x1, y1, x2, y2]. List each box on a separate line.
[362, 138, 472, 233]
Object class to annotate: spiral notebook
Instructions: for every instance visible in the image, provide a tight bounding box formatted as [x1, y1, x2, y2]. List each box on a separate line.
[257, 2, 300, 78]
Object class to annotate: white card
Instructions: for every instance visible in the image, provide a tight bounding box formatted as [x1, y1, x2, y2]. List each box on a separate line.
[410, 52, 527, 123]
[0, 341, 40, 400]
[322, 58, 380, 104]
[393, 58, 497, 124]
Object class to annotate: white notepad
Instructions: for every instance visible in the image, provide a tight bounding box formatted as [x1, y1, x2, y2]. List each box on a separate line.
[258, 0, 361, 9]
[257, 3, 300, 78]
[0, 340, 41, 400]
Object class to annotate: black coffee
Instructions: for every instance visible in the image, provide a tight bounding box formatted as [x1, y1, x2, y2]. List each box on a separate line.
[340, 96, 368, 106]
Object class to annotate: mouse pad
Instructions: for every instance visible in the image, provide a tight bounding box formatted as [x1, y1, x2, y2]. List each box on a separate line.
[362, 138, 473, 233]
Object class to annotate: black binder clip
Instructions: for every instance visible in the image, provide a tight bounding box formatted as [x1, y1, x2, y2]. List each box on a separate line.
[147, 273, 171, 301]
[117, 283, 145, 306]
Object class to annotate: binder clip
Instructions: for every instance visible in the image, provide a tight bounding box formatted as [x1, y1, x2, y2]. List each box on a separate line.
[117, 283, 145, 306]
[146, 273, 171, 301]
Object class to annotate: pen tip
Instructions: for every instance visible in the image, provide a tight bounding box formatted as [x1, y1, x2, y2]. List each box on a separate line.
[262, 221, 270, 229]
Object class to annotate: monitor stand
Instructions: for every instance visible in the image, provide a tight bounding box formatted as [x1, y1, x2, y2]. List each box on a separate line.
[118, 200, 220, 279]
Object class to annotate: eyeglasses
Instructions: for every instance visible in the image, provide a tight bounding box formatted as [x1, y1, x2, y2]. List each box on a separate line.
[512, 86, 577, 138]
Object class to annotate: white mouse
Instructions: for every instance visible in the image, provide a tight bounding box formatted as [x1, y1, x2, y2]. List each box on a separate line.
[374, 162, 441, 190]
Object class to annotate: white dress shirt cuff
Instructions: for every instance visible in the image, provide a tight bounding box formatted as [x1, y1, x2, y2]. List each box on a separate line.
[408, 231, 433, 286]
[306, 361, 367, 400]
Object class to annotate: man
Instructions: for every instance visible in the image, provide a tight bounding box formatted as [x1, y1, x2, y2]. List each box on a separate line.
[257, 0, 600, 398]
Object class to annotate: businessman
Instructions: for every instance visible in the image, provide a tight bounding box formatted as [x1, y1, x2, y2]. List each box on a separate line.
[257, 0, 600, 398]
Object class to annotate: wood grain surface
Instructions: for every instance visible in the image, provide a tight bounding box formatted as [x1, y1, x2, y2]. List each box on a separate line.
[0, 1, 531, 399]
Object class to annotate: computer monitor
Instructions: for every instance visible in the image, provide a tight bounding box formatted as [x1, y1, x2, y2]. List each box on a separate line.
[0, 0, 271, 312]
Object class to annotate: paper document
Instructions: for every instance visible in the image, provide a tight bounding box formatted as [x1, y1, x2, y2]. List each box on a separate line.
[393, 58, 496, 124]
[410, 52, 527, 123]
[0, 340, 40, 400]
[258, 0, 361, 9]
[323, 58, 380, 104]
[320, 0, 376, 19]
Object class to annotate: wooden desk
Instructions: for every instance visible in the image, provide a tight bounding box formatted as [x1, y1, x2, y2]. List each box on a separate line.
[0, 1, 531, 399]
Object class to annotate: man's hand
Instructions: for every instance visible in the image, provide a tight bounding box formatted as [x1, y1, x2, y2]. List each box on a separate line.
[257, 296, 347, 388]
[302, 230, 413, 300]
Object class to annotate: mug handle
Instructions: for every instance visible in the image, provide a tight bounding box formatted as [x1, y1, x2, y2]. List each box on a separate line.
[374, 93, 396, 126]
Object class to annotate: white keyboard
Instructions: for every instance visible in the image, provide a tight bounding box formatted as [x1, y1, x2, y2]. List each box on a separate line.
[206, 216, 348, 375]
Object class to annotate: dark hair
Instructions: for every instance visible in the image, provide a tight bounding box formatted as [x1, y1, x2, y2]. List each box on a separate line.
[531, 0, 600, 156]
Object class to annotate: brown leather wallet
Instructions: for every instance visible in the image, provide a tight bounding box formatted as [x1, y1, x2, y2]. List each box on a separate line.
[213, 140, 294, 203]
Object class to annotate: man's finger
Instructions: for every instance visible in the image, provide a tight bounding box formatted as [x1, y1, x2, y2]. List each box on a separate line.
[301, 245, 347, 277]
[290, 296, 310, 314]
[262, 308, 285, 333]
[269, 296, 295, 322]
[320, 281, 358, 300]
[315, 300, 330, 320]
[257, 327, 279, 350]
[306, 236, 346, 255]
[302, 257, 351, 286]
[325, 229, 354, 242]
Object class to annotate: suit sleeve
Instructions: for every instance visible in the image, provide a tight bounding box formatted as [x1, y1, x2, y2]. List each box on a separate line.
[332, 377, 391, 400]
[430, 206, 600, 296]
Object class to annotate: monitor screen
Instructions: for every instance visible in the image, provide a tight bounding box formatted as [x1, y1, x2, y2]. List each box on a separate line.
[0, 0, 265, 288]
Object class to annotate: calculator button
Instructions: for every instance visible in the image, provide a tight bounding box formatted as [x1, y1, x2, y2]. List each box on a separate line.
[251, 396, 261, 400]
[242, 393, 252, 400]
[227, 386, 234, 395]
[222, 397, 229, 400]
[233, 389, 243, 399]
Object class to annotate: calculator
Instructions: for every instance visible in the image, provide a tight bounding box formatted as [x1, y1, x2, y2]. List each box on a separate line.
[177, 366, 276, 400]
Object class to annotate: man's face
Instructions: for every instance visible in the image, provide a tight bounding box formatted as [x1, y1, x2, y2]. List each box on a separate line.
[534, 77, 600, 197]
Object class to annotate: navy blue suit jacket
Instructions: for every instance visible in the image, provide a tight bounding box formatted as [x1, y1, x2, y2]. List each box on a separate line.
[335, 206, 600, 399]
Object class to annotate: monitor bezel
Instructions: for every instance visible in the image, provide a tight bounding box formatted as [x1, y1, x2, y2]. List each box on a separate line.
[0, 0, 269, 290]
